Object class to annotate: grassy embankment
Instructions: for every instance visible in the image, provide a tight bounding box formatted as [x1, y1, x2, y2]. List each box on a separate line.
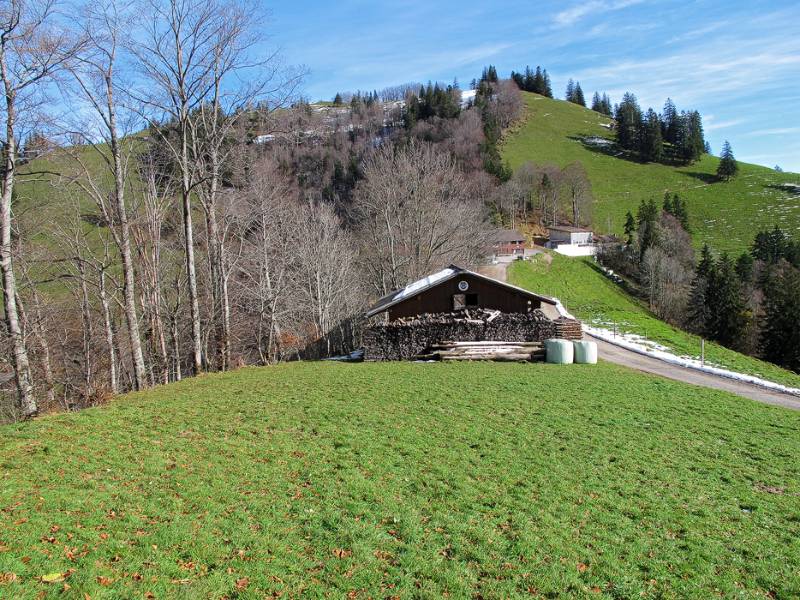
[1, 361, 799, 598]
[509, 254, 800, 388]
[501, 92, 800, 254]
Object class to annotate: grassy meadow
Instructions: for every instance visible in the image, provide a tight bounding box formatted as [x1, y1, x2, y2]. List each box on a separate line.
[501, 92, 800, 254]
[1, 361, 799, 598]
[508, 253, 800, 389]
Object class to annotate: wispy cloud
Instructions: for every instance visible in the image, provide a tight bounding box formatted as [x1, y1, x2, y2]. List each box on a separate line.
[705, 117, 747, 132]
[553, 0, 642, 27]
[742, 127, 800, 137]
[666, 21, 730, 44]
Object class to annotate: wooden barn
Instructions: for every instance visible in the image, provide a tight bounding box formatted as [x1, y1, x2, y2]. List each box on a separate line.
[363, 266, 582, 361]
[365, 265, 561, 321]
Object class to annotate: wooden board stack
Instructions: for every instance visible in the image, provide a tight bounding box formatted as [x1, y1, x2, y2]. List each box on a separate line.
[415, 340, 546, 362]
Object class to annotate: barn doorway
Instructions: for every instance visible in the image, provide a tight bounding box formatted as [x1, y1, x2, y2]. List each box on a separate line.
[453, 293, 478, 310]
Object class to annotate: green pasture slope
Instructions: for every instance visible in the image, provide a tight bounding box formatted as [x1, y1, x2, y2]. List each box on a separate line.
[1, 361, 799, 598]
[501, 92, 800, 254]
[509, 253, 800, 389]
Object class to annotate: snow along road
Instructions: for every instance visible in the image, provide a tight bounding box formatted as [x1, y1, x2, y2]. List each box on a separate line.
[588, 333, 800, 411]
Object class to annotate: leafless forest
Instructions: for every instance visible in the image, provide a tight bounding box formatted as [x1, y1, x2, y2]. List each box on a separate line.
[0, 0, 596, 420]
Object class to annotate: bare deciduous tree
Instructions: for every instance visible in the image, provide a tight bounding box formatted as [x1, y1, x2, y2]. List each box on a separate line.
[352, 141, 490, 295]
[129, 0, 226, 374]
[561, 162, 593, 227]
[66, 0, 147, 389]
[0, 0, 82, 416]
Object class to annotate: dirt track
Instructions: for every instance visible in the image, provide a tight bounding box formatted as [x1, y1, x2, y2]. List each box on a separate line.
[588, 334, 800, 411]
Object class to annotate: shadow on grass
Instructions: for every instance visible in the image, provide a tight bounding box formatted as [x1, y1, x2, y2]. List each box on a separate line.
[681, 171, 719, 185]
[568, 135, 693, 169]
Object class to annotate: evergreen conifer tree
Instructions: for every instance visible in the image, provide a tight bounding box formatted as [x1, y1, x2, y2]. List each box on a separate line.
[709, 254, 747, 347]
[735, 252, 754, 284]
[532, 67, 545, 95]
[591, 92, 602, 112]
[615, 92, 642, 153]
[662, 192, 674, 215]
[636, 197, 660, 260]
[716, 140, 738, 180]
[687, 244, 714, 336]
[573, 82, 586, 106]
[524, 66, 534, 91]
[565, 79, 575, 102]
[640, 108, 664, 162]
[601, 94, 612, 116]
[760, 267, 800, 371]
[623, 211, 636, 245]
[673, 194, 689, 230]
[333, 92, 343, 105]
[543, 70, 553, 97]
[661, 98, 678, 143]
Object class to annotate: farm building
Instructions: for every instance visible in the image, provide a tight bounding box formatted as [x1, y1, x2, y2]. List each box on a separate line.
[491, 229, 526, 256]
[546, 225, 596, 257]
[548, 225, 593, 245]
[363, 265, 582, 360]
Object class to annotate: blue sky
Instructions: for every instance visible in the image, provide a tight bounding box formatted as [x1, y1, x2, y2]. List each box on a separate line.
[268, 0, 800, 172]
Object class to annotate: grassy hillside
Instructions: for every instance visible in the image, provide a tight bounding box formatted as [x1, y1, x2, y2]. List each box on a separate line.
[509, 253, 800, 389]
[1, 362, 799, 598]
[502, 93, 800, 254]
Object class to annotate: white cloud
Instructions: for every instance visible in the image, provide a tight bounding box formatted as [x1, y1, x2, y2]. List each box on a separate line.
[742, 127, 800, 137]
[704, 117, 747, 132]
[553, 0, 642, 27]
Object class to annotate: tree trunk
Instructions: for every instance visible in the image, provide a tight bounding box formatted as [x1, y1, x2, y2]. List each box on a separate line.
[182, 132, 203, 374]
[27, 290, 55, 407]
[0, 81, 36, 417]
[77, 261, 93, 398]
[99, 269, 118, 394]
[107, 79, 147, 390]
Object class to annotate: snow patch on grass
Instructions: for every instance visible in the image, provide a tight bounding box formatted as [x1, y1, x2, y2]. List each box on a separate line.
[585, 325, 800, 397]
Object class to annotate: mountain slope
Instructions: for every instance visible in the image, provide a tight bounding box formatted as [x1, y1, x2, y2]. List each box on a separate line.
[1, 361, 799, 598]
[502, 92, 800, 254]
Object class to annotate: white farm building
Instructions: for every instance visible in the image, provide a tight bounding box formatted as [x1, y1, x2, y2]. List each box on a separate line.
[546, 226, 596, 257]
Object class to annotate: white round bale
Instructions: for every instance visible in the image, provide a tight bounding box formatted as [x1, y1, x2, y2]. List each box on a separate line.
[573, 340, 598, 364]
[545, 339, 574, 364]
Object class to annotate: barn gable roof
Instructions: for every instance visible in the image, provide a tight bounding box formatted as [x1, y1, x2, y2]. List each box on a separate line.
[365, 264, 556, 318]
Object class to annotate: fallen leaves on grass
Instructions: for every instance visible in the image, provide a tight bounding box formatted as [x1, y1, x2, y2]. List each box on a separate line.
[754, 483, 786, 495]
[96, 576, 113, 586]
[39, 572, 66, 583]
[0, 572, 18, 584]
[332, 548, 352, 559]
[235, 577, 249, 590]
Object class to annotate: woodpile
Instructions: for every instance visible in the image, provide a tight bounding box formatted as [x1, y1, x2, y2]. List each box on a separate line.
[554, 317, 583, 340]
[363, 308, 582, 361]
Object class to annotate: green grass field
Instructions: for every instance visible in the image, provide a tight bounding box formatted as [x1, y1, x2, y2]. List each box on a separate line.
[501, 93, 800, 254]
[509, 253, 800, 389]
[1, 361, 799, 598]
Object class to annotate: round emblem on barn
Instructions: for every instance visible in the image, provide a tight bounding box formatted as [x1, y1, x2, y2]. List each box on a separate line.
[458, 280, 469, 291]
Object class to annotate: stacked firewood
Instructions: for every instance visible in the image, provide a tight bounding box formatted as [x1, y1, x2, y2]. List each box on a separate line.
[554, 317, 583, 340]
[363, 309, 581, 361]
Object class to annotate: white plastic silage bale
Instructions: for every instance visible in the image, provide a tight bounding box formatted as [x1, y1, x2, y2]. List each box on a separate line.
[573, 340, 598, 364]
[545, 339, 574, 364]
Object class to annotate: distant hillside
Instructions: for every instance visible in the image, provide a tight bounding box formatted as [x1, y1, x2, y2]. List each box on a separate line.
[502, 92, 800, 254]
